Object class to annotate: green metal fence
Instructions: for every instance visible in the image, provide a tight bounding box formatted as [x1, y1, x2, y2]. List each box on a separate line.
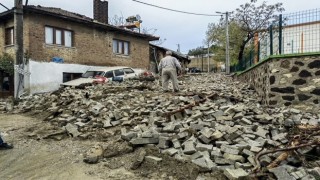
[231, 8, 320, 73]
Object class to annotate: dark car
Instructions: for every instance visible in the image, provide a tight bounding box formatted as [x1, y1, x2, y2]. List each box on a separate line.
[189, 67, 201, 73]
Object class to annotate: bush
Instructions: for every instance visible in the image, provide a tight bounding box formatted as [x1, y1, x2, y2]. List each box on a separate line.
[0, 53, 14, 75]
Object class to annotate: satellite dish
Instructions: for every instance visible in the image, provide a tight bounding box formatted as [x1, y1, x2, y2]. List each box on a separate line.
[136, 14, 141, 21]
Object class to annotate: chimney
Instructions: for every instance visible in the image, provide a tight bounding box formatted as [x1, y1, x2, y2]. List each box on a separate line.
[93, 0, 108, 24]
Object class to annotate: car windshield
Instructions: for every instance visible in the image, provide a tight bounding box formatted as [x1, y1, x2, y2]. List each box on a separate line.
[82, 71, 104, 78]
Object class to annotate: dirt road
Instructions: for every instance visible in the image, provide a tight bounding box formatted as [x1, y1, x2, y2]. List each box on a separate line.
[1, 114, 224, 180]
[0, 114, 140, 180]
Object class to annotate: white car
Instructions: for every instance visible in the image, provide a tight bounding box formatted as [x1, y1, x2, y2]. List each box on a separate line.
[61, 66, 140, 87]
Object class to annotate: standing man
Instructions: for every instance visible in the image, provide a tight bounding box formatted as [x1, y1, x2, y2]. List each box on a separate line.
[158, 51, 182, 92]
[0, 133, 13, 150]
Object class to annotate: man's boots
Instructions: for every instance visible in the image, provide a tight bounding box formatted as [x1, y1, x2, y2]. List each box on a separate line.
[0, 143, 13, 150]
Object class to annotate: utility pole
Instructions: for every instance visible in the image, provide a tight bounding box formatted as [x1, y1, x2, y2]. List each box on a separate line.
[216, 11, 231, 74]
[201, 46, 204, 72]
[177, 44, 180, 53]
[225, 12, 230, 74]
[14, 0, 24, 99]
[207, 42, 210, 73]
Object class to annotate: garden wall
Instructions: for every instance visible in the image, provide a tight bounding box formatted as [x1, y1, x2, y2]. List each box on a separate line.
[236, 55, 320, 112]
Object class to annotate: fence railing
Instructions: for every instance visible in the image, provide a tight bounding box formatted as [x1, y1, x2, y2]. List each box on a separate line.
[231, 8, 320, 73]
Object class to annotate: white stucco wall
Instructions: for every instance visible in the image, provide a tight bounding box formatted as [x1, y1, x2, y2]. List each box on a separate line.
[29, 60, 101, 94]
[27, 60, 146, 94]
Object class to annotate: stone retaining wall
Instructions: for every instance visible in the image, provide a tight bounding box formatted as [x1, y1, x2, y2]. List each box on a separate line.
[237, 55, 320, 112]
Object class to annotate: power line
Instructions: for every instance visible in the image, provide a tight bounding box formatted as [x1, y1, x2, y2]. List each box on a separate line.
[0, 3, 9, 10]
[132, 0, 221, 17]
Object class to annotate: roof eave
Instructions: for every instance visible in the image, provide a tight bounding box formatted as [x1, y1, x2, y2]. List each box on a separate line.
[24, 7, 159, 41]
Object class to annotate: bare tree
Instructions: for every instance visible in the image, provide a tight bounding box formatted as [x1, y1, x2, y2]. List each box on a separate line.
[233, 0, 284, 64]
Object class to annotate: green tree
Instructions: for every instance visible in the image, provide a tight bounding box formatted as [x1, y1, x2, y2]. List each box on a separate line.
[187, 46, 207, 56]
[206, 20, 246, 64]
[205, 0, 284, 65]
[233, 0, 284, 64]
[0, 53, 14, 75]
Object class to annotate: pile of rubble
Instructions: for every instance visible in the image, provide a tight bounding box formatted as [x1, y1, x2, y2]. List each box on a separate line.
[1, 74, 319, 179]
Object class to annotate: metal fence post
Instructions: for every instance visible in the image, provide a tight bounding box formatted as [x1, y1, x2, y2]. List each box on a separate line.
[279, 14, 283, 54]
[269, 25, 273, 56]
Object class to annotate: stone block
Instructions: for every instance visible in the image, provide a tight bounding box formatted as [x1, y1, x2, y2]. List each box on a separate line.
[309, 167, 320, 179]
[233, 112, 244, 120]
[196, 143, 213, 152]
[162, 148, 179, 156]
[224, 168, 249, 180]
[214, 156, 234, 165]
[240, 118, 252, 125]
[183, 140, 197, 155]
[130, 137, 159, 145]
[191, 151, 203, 160]
[247, 156, 256, 166]
[235, 162, 252, 170]
[121, 128, 137, 141]
[198, 135, 212, 144]
[269, 166, 295, 180]
[192, 157, 216, 172]
[228, 130, 243, 140]
[163, 122, 176, 132]
[130, 148, 146, 170]
[221, 145, 240, 155]
[211, 147, 222, 157]
[158, 136, 170, 149]
[145, 156, 162, 165]
[260, 155, 272, 167]
[65, 123, 81, 137]
[177, 131, 189, 139]
[250, 146, 262, 153]
[291, 169, 307, 179]
[254, 127, 269, 138]
[172, 139, 181, 148]
[301, 175, 316, 180]
[200, 127, 214, 139]
[242, 149, 255, 157]
[223, 153, 245, 163]
[211, 130, 223, 140]
[215, 141, 229, 148]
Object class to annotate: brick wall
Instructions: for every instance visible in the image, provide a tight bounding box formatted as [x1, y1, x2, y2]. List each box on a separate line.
[237, 55, 320, 112]
[1, 13, 151, 70]
[0, 19, 15, 56]
[0, 23, 4, 52]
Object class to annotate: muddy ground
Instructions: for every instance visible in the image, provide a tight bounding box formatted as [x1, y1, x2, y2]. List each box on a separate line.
[0, 113, 227, 180]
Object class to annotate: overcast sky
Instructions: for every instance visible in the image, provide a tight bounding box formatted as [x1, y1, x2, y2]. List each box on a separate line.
[1, 0, 320, 54]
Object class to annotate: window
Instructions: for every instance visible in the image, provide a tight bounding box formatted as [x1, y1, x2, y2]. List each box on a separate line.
[45, 26, 73, 47]
[5, 27, 14, 45]
[123, 68, 134, 74]
[113, 39, 130, 55]
[114, 69, 125, 76]
[104, 71, 114, 78]
[82, 71, 104, 78]
[63, 72, 82, 83]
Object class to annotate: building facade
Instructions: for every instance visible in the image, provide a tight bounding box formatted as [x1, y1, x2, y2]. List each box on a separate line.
[0, 2, 159, 95]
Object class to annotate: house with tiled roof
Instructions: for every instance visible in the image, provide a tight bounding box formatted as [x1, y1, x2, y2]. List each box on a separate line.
[149, 44, 190, 73]
[0, 0, 159, 95]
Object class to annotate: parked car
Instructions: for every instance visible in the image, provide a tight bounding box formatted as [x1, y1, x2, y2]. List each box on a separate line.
[61, 66, 142, 87]
[189, 67, 201, 73]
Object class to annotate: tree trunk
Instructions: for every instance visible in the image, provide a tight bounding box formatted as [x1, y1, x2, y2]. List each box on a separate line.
[237, 33, 253, 69]
[238, 41, 246, 69]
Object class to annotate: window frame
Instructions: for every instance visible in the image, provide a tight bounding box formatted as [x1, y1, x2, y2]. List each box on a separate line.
[5, 27, 14, 46]
[113, 39, 130, 55]
[45, 26, 73, 47]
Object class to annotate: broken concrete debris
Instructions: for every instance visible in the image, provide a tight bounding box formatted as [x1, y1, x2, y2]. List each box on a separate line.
[1, 74, 319, 179]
